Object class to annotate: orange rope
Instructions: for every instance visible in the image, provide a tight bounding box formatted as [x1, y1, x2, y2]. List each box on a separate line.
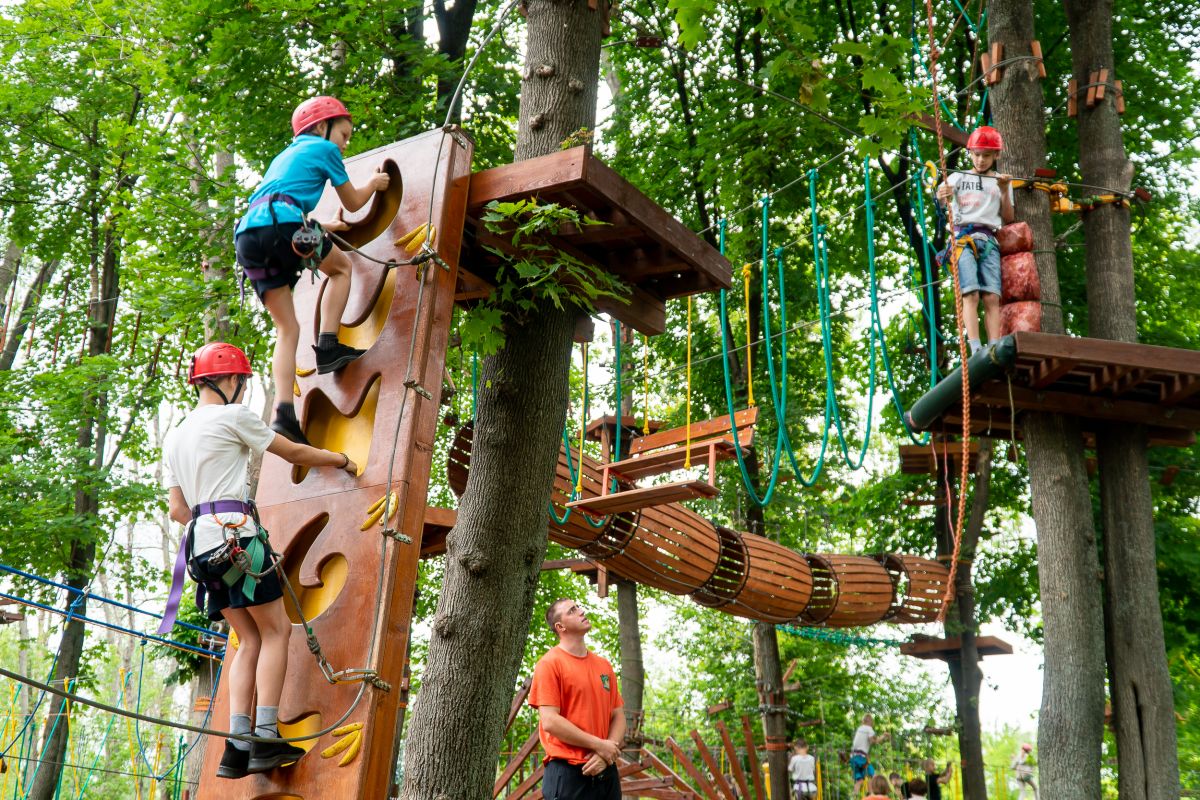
[922, 0, 972, 623]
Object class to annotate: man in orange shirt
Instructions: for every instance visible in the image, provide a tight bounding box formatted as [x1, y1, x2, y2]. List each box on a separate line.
[529, 599, 626, 800]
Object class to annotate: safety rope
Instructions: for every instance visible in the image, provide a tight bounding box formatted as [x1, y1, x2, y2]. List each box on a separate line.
[576, 341, 588, 495]
[742, 262, 755, 407]
[684, 297, 693, 468]
[922, 0, 973, 623]
[642, 332, 651, 435]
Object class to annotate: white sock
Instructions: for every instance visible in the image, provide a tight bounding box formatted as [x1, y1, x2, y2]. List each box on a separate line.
[969, 339, 982, 355]
[254, 705, 279, 739]
[229, 713, 252, 751]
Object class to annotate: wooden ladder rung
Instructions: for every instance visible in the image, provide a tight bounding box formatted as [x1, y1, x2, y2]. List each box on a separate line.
[565, 480, 720, 515]
[609, 439, 737, 480]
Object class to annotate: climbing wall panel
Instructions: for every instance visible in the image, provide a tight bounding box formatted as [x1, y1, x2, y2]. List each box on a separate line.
[196, 127, 473, 800]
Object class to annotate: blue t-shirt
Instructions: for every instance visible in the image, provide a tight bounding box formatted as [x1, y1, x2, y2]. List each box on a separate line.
[235, 136, 350, 235]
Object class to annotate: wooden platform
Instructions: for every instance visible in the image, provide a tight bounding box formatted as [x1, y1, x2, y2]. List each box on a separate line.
[459, 147, 732, 335]
[900, 635, 1014, 660]
[898, 439, 982, 475]
[927, 332, 1200, 447]
[565, 479, 720, 515]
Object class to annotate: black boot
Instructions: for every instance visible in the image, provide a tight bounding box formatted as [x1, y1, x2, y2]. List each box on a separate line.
[246, 739, 307, 774]
[216, 740, 250, 779]
[313, 339, 367, 374]
[270, 403, 310, 446]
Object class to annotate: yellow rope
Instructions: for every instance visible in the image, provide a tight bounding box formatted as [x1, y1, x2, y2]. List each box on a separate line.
[742, 262, 755, 406]
[642, 333, 651, 435]
[0, 684, 17, 798]
[575, 341, 588, 495]
[816, 758, 823, 800]
[684, 296, 693, 468]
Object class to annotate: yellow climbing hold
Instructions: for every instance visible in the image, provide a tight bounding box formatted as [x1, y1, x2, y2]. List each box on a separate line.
[293, 379, 301, 397]
[296, 367, 316, 377]
[321, 722, 363, 767]
[394, 223, 436, 254]
[360, 491, 399, 531]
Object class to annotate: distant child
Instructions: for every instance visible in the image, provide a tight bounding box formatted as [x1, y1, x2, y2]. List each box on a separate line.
[864, 774, 893, 799]
[163, 343, 357, 778]
[905, 777, 929, 800]
[235, 95, 390, 444]
[850, 713, 891, 795]
[889, 772, 903, 796]
[1010, 743, 1038, 799]
[787, 740, 817, 800]
[935, 125, 1014, 356]
[902, 759, 952, 800]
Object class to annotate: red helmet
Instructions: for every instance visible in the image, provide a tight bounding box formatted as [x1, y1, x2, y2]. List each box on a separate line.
[291, 96, 351, 136]
[966, 125, 1004, 152]
[189, 343, 252, 385]
[1021, 743, 1033, 751]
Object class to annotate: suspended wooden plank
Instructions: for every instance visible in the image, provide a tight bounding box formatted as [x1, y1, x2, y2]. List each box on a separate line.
[690, 730, 737, 800]
[608, 438, 741, 481]
[566, 480, 720, 516]
[900, 635, 1014, 660]
[666, 737, 721, 800]
[898, 440, 981, 475]
[740, 716, 766, 800]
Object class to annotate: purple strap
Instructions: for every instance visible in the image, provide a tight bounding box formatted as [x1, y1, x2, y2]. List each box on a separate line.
[158, 524, 193, 634]
[158, 501, 254, 633]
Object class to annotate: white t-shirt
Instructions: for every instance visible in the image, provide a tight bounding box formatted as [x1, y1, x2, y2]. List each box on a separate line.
[788, 753, 816, 782]
[946, 170, 1013, 231]
[851, 724, 875, 753]
[163, 404, 275, 555]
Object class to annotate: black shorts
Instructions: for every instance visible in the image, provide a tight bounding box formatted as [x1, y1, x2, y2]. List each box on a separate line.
[189, 539, 284, 621]
[543, 760, 620, 800]
[235, 222, 332, 301]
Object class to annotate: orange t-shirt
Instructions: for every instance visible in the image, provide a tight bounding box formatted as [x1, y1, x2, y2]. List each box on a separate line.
[528, 646, 623, 764]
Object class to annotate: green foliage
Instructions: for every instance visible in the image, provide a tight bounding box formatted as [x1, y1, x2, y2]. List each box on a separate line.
[459, 199, 629, 355]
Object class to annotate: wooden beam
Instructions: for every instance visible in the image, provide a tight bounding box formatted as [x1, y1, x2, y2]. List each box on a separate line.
[666, 737, 721, 800]
[715, 722, 751, 800]
[565, 480, 720, 515]
[494, 732, 540, 798]
[640, 748, 702, 800]
[506, 676, 532, 733]
[899, 635, 1014, 660]
[1013, 332, 1200, 379]
[740, 716, 766, 800]
[505, 764, 545, 800]
[972, 383, 1200, 433]
[910, 113, 971, 147]
[690, 730, 737, 800]
[1030, 357, 1079, 389]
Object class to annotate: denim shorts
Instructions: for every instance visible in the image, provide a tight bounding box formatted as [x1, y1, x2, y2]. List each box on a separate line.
[956, 234, 1001, 296]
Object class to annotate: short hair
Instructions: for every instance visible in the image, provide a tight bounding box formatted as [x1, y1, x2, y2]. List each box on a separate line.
[889, 773, 901, 781]
[922, 758, 936, 772]
[908, 778, 928, 795]
[794, 739, 807, 749]
[869, 775, 892, 795]
[862, 713, 874, 724]
[545, 598, 572, 633]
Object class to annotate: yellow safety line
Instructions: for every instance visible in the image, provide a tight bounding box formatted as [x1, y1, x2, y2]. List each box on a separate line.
[684, 297, 693, 468]
[742, 262, 755, 406]
[642, 333, 651, 435]
[575, 342, 588, 495]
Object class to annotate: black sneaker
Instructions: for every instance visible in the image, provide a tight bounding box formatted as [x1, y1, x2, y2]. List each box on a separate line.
[271, 407, 311, 447]
[216, 740, 250, 779]
[246, 740, 307, 774]
[313, 341, 367, 374]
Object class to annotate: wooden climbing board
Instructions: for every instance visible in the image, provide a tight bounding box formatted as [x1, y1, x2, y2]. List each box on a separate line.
[195, 127, 473, 800]
[457, 146, 732, 335]
[928, 332, 1200, 447]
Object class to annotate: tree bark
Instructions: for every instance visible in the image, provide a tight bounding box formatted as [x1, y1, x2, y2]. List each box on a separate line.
[402, 5, 605, 799]
[1062, 1, 1180, 795]
[986, 2, 1106, 797]
[0, 258, 59, 371]
[940, 439, 992, 800]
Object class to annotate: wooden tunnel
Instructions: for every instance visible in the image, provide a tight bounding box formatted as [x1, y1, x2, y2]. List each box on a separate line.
[447, 424, 948, 627]
[922, 332, 1200, 447]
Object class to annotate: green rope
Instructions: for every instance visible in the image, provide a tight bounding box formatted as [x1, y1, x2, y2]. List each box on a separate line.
[776, 622, 905, 648]
[70, 672, 132, 799]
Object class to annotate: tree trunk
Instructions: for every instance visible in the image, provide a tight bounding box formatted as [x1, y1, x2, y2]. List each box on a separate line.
[402, 8, 605, 798]
[1062, 1, 1180, 795]
[616, 581, 644, 733]
[434, 0, 481, 121]
[941, 440, 992, 800]
[986, 2, 1106, 797]
[0, 258, 59, 370]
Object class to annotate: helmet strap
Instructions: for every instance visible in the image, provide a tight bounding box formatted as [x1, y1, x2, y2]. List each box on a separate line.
[200, 377, 231, 406]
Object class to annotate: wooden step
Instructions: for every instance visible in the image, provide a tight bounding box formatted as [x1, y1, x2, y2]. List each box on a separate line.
[565, 480, 720, 515]
[609, 439, 738, 480]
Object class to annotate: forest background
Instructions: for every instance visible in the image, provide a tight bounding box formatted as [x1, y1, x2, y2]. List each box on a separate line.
[0, 0, 1197, 797]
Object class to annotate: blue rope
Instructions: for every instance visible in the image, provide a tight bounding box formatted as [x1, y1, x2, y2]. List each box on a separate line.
[0, 591, 222, 660]
[68, 672, 133, 799]
[131, 643, 221, 781]
[0, 563, 224, 640]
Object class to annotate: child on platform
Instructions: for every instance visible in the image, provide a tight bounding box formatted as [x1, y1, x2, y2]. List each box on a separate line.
[163, 343, 357, 778]
[936, 125, 1014, 356]
[235, 96, 390, 444]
